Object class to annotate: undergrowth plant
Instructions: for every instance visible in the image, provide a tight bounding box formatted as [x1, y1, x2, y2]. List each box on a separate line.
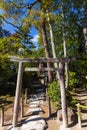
[69, 71, 77, 91]
[47, 81, 61, 109]
[47, 80, 77, 110]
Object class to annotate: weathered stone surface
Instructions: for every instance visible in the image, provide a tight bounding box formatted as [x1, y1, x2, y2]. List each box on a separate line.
[29, 100, 40, 105]
[7, 83, 46, 130]
[28, 107, 43, 114]
[29, 104, 39, 108]
[21, 115, 46, 130]
[57, 108, 75, 122]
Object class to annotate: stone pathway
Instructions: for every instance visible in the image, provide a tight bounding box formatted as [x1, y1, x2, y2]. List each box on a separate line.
[22, 92, 46, 130]
[7, 81, 46, 130]
[1, 83, 87, 130]
[21, 115, 46, 130]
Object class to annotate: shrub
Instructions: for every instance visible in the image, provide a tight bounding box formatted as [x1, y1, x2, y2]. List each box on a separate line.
[47, 81, 61, 103]
[69, 71, 77, 90]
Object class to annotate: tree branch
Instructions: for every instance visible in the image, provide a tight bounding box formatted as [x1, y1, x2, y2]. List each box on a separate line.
[1, 0, 41, 31]
[2, 17, 22, 30]
[9, 0, 27, 9]
[27, 0, 41, 9]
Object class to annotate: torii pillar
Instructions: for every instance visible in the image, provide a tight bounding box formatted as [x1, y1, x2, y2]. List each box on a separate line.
[13, 62, 23, 127]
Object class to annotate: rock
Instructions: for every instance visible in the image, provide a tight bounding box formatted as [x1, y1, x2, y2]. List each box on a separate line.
[28, 107, 43, 114]
[57, 108, 75, 122]
[57, 109, 62, 121]
[21, 115, 46, 130]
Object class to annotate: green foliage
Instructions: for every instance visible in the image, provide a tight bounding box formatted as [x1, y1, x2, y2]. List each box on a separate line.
[66, 90, 77, 109]
[0, 0, 87, 99]
[0, 34, 34, 57]
[47, 81, 61, 102]
[0, 54, 13, 83]
[69, 71, 78, 90]
[69, 57, 87, 89]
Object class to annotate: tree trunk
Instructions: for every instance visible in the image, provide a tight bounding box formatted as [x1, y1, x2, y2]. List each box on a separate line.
[65, 63, 69, 89]
[59, 62, 68, 128]
[83, 1, 87, 53]
[47, 11, 59, 80]
[41, 18, 52, 82]
[13, 62, 23, 127]
[47, 10, 68, 127]
[61, 0, 69, 89]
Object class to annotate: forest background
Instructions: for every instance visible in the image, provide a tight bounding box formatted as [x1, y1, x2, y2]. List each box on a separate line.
[0, 0, 87, 115]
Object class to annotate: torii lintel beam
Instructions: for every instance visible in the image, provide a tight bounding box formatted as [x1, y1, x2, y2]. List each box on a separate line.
[9, 56, 76, 63]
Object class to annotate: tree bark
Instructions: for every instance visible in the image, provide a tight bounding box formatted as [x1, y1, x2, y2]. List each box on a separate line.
[13, 62, 23, 127]
[47, 10, 68, 126]
[47, 11, 59, 80]
[61, 0, 69, 89]
[59, 62, 68, 128]
[41, 18, 52, 82]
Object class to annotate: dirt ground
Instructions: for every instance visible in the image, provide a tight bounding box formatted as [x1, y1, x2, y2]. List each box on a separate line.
[0, 101, 59, 130]
[1, 90, 87, 130]
[0, 103, 29, 130]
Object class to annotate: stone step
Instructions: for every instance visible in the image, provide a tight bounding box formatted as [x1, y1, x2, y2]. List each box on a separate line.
[21, 115, 46, 130]
[29, 100, 40, 105]
[28, 107, 43, 114]
[29, 104, 39, 108]
[36, 88, 45, 93]
[33, 84, 43, 87]
[33, 81, 41, 84]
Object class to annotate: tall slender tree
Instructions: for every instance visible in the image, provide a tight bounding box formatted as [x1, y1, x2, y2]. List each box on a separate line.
[41, 17, 52, 82]
[47, 10, 59, 80]
[61, 0, 69, 89]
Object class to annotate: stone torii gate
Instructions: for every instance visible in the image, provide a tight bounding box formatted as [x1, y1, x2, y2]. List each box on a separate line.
[9, 56, 75, 128]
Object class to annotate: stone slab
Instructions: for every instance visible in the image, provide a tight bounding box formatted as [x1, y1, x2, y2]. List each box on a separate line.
[21, 115, 46, 130]
[36, 89, 44, 92]
[29, 101, 40, 105]
[29, 104, 38, 108]
[28, 107, 43, 114]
